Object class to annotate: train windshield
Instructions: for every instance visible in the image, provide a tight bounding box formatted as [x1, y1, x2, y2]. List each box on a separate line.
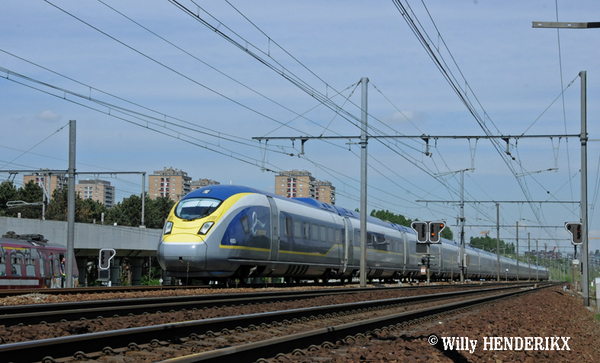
[175, 197, 222, 220]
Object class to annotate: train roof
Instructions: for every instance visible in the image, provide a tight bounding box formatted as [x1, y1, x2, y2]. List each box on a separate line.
[0, 231, 64, 249]
[182, 185, 272, 201]
[185, 185, 401, 229]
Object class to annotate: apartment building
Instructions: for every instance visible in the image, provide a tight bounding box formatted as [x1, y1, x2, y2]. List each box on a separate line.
[190, 178, 220, 191]
[148, 167, 192, 201]
[274, 170, 336, 204]
[313, 180, 336, 205]
[76, 179, 115, 208]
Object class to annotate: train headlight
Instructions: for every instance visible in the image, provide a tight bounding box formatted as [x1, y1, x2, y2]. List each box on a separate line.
[164, 221, 173, 235]
[198, 221, 214, 235]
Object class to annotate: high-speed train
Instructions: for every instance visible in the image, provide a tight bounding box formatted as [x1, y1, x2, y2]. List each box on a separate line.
[157, 185, 548, 283]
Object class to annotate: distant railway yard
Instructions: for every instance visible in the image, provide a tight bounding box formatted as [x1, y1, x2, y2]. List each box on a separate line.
[0, 282, 598, 363]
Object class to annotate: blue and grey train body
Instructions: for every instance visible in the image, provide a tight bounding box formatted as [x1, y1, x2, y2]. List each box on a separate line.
[157, 185, 548, 282]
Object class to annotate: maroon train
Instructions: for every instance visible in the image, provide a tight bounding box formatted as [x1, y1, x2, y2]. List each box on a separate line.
[0, 231, 78, 289]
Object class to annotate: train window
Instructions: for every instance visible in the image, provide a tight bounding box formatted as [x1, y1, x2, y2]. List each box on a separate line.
[0, 256, 5, 276]
[303, 222, 310, 239]
[175, 197, 222, 220]
[26, 258, 35, 277]
[12, 257, 21, 276]
[284, 217, 293, 237]
[320, 225, 327, 242]
[293, 220, 302, 238]
[328, 227, 334, 243]
[240, 215, 249, 234]
[311, 223, 319, 241]
[39, 256, 45, 277]
[335, 229, 342, 244]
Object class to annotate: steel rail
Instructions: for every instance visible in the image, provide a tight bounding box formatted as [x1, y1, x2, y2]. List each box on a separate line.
[163, 283, 559, 362]
[0, 282, 532, 327]
[0, 283, 546, 363]
[0, 280, 537, 298]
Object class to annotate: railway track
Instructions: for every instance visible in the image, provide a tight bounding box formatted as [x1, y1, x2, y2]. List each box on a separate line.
[0, 280, 534, 298]
[0, 282, 530, 327]
[0, 284, 194, 298]
[0, 282, 554, 362]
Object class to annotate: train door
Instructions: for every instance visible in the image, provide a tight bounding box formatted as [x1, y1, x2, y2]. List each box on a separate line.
[49, 253, 60, 288]
[342, 217, 354, 273]
[431, 244, 441, 275]
[401, 232, 408, 275]
[266, 196, 280, 261]
[0, 247, 6, 276]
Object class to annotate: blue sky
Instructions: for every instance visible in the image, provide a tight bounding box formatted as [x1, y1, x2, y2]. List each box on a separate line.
[1, 1, 599, 254]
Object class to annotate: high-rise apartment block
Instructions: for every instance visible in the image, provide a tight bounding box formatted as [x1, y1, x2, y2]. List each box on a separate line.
[313, 180, 336, 205]
[148, 167, 192, 201]
[275, 170, 336, 204]
[76, 180, 115, 208]
[191, 178, 220, 191]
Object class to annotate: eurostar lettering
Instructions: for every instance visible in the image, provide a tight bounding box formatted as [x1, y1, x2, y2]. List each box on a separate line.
[482, 337, 570, 351]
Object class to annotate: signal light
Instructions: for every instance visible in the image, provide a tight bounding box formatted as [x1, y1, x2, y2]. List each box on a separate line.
[565, 222, 583, 245]
[99, 248, 116, 270]
[411, 221, 446, 243]
[429, 222, 445, 243]
[411, 221, 428, 243]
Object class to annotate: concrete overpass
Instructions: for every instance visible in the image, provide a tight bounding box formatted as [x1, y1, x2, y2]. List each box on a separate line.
[0, 217, 163, 286]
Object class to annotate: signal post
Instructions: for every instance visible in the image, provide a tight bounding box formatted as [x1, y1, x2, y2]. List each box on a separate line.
[412, 221, 445, 285]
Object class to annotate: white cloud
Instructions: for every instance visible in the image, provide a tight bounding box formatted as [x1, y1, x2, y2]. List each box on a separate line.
[382, 111, 424, 125]
[37, 110, 62, 122]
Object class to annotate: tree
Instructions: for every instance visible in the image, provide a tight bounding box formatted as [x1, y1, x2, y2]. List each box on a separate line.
[105, 194, 175, 228]
[441, 226, 454, 241]
[16, 180, 45, 219]
[469, 235, 515, 254]
[370, 209, 454, 241]
[45, 187, 69, 221]
[370, 209, 413, 227]
[146, 196, 175, 229]
[0, 180, 45, 219]
[0, 181, 19, 216]
[45, 187, 108, 223]
[78, 198, 108, 224]
[106, 194, 144, 227]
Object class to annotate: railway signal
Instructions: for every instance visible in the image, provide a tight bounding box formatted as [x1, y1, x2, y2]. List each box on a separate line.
[429, 221, 445, 243]
[565, 222, 583, 245]
[411, 221, 428, 242]
[411, 221, 445, 243]
[99, 248, 116, 270]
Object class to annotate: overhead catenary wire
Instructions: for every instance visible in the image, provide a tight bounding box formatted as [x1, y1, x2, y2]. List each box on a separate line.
[169, 0, 575, 234]
[164, 0, 507, 225]
[0, 1, 586, 245]
[391, 0, 583, 243]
